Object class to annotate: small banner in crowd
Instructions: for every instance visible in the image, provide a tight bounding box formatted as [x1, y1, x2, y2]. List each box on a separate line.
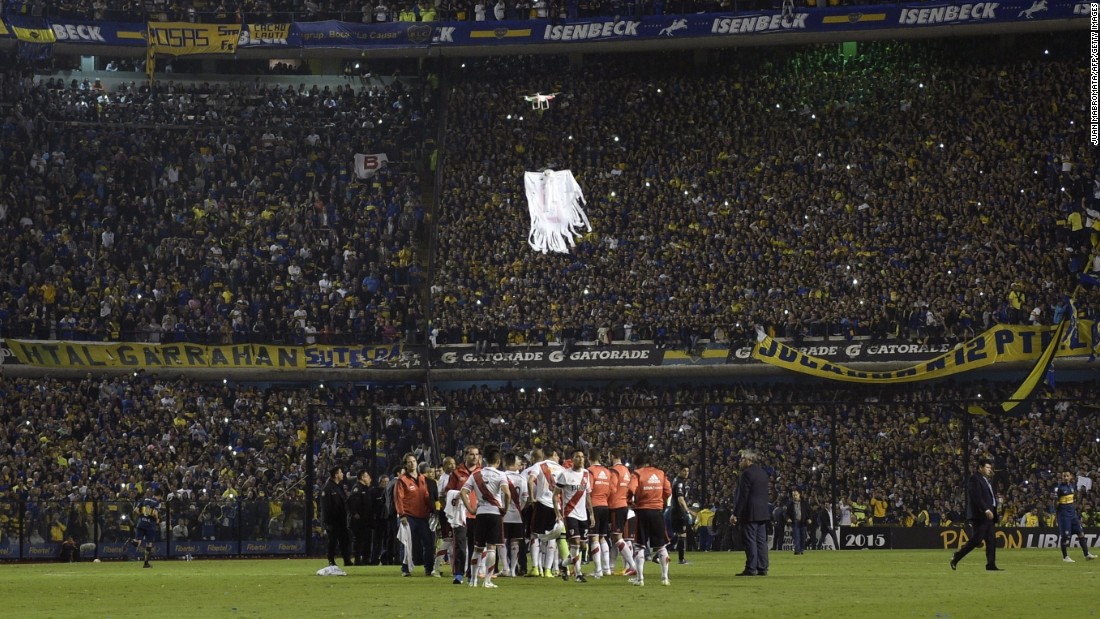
[6, 15, 55, 60]
[237, 22, 295, 47]
[353, 153, 389, 179]
[6, 15, 56, 42]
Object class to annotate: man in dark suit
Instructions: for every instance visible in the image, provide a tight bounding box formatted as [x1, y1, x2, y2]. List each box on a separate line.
[320, 466, 352, 569]
[951, 457, 1002, 571]
[785, 489, 812, 555]
[731, 448, 771, 576]
[347, 470, 374, 566]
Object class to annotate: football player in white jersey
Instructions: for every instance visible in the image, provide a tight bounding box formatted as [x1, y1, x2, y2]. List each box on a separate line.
[461, 446, 509, 588]
[501, 452, 529, 576]
[554, 450, 594, 583]
[524, 448, 564, 577]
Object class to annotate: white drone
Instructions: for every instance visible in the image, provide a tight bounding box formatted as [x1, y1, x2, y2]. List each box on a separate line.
[523, 92, 560, 110]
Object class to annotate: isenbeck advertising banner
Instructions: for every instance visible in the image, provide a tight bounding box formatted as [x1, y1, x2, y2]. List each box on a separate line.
[16, 2, 1087, 50]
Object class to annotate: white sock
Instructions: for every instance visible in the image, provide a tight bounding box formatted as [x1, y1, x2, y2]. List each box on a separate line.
[659, 546, 670, 580]
[617, 539, 637, 571]
[498, 543, 510, 576]
[510, 540, 520, 575]
[469, 550, 480, 586]
[435, 539, 451, 571]
[591, 539, 603, 575]
[600, 539, 610, 574]
[483, 549, 495, 580]
[634, 547, 646, 580]
[543, 540, 556, 573]
[569, 544, 580, 577]
[529, 537, 541, 572]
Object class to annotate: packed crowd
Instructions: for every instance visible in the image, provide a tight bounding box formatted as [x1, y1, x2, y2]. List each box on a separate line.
[2, 373, 1098, 547]
[432, 39, 1098, 347]
[0, 65, 431, 344]
[1, 36, 1094, 349]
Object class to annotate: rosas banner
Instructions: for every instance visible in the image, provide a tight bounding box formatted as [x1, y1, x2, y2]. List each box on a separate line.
[147, 22, 241, 55]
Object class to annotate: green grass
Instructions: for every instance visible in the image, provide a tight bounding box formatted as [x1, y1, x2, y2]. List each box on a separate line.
[2, 550, 1097, 618]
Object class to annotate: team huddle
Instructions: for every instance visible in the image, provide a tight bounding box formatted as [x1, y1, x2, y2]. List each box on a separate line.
[437, 445, 676, 588]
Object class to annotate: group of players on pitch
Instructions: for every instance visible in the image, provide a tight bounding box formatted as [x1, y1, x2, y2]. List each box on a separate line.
[438, 445, 676, 588]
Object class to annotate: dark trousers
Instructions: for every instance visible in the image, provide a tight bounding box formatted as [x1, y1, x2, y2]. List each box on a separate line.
[672, 519, 688, 561]
[352, 523, 373, 564]
[401, 516, 435, 575]
[698, 526, 713, 551]
[792, 523, 806, 553]
[326, 524, 351, 566]
[452, 524, 469, 578]
[955, 517, 997, 567]
[466, 518, 478, 576]
[373, 518, 398, 564]
[771, 523, 784, 550]
[741, 521, 770, 574]
[370, 520, 390, 564]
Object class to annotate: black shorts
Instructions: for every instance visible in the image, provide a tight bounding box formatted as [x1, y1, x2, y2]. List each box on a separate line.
[591, 506, 610, 536]
[504, 521, 525, 540]
[610, 507, 632, 538]
[634, 509, 669, 549]
[522, 504, 535, 538]
[136, 523, 157, 543]
[473, 513, 503, 547]
[532, 503, 558, 536]
[565, 517, 588, 541]
[671, 514, 689, 533]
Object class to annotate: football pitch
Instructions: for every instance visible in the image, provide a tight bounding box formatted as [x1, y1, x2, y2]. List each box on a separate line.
[2, 549, 1095, 618]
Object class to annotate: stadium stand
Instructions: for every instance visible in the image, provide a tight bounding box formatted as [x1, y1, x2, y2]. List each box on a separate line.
[1, 23, 1099, 559]
[432, 40, 1097, 348]
[2, 374, 1099, 552]
[0, 66, 431, 345]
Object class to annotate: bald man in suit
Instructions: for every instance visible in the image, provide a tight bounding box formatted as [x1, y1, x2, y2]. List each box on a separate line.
[731, 448, 772, 576]
[951, 457, 1002, 571]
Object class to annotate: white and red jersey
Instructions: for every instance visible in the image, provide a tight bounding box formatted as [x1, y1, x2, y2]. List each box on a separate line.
[588, 464, 612, 508]
[503, 470, 528, 524]
[462, 465, 508, 516]
[525, 459, 564, 509]
[556, 467, 592, 521]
